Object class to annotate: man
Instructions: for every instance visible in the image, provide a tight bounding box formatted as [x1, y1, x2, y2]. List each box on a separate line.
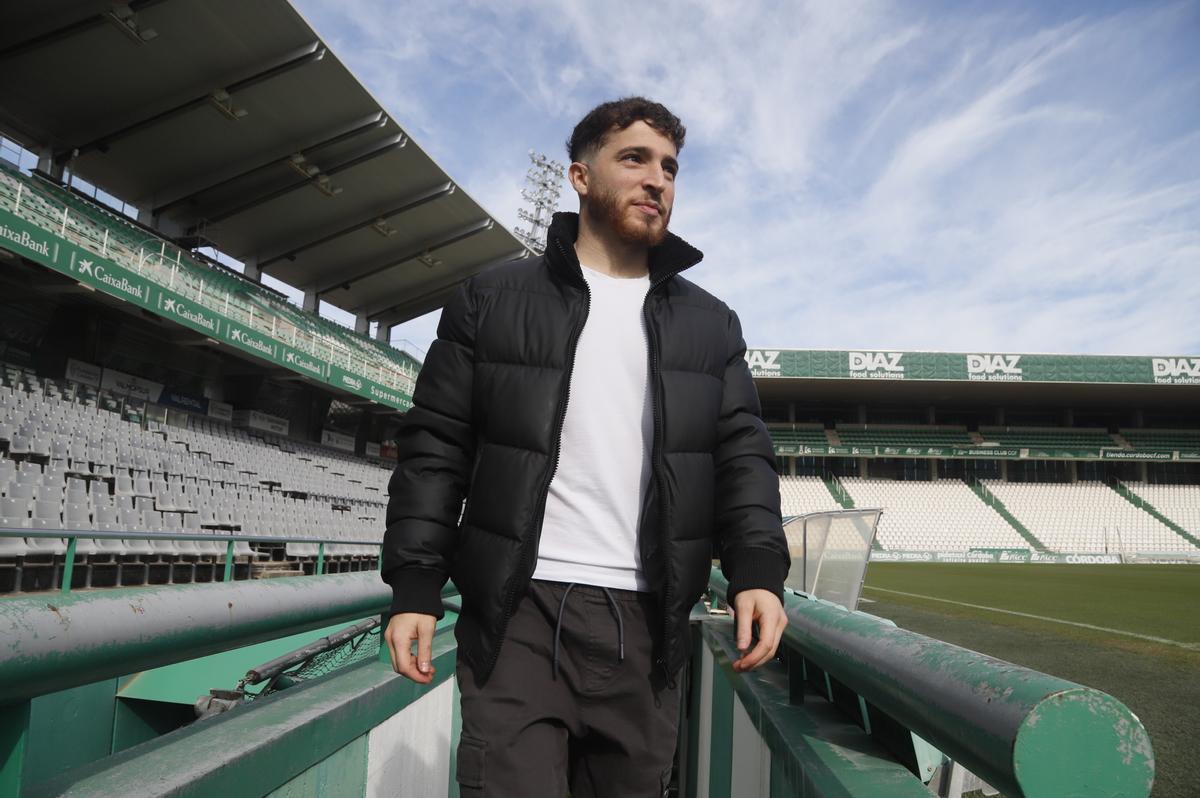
[382, 96, 789, 796]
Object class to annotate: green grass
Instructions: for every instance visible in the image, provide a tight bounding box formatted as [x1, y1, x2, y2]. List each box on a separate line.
[863, 563, 1200, 645]
[860, 563, 1200, 798]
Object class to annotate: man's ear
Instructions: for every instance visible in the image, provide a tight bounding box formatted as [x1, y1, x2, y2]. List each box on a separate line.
[567, 161, 589, 198]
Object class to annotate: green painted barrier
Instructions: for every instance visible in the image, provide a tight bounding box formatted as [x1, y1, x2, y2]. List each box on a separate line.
[0, 572, 396, 707]
[708, 570, 1154, 798]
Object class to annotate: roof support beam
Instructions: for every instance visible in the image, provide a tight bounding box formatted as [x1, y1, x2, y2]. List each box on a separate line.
[197, 133, 406, 224]
[314, 219, 494, 298]
[257, 182, 455, 270]
[0, 0, 170, 61]
[154, 113, 390, 216]
[55, 42, 326, 162]
[364, 250, 529, 323]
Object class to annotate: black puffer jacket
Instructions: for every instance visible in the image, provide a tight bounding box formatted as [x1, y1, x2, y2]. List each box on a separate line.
[383, 211, 789, 684]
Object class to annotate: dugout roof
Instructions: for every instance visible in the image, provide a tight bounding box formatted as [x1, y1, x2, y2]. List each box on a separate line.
[0, 0, 530, 330]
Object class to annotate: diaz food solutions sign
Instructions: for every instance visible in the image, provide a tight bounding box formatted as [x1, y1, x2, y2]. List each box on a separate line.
[743, 349, 1199, 386]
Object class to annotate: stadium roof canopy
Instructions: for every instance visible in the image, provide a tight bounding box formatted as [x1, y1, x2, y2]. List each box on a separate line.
[0, 0, 530, 331]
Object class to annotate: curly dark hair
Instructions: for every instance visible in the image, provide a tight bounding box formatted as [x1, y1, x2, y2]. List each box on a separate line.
[565, 97, 686, 163]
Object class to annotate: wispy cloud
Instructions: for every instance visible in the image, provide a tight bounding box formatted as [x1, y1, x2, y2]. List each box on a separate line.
[294, 0, 1200, 356]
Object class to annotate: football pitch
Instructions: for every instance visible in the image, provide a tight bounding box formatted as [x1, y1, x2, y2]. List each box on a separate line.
[859, 563, 1200, 798]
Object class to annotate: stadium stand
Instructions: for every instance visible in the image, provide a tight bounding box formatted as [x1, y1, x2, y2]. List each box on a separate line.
[1119, 428, 1200, 452]
[977, 426, 1117, 448]
[778, 475, 844, 517]
[981, 480, 1199, 555]
[841, 477, 1029, 552]
[1121, 482, 1200, 536]
[836, 424, 974, 448]
[767, 424, 829, 448]
[0, 361, 387, 592]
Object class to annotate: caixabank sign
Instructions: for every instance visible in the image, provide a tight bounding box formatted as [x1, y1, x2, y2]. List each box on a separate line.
[0, 207, 413, 412]
[743, 348, 1200, 385]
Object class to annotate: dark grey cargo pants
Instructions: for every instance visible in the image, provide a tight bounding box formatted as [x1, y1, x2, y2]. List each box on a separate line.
[455, 579, 682, 797]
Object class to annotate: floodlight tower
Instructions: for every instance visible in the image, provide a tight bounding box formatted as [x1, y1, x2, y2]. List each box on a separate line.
[515, 150, 565, 254]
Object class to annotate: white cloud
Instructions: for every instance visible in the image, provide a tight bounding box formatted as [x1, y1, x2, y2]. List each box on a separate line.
[295, 0, 1200, 357]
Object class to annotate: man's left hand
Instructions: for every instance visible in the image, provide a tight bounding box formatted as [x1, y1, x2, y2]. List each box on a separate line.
[729, 589, 787, 672]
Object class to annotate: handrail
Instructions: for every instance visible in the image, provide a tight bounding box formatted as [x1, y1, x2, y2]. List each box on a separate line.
[0, 575, 456, 708]
[708, 569, 1154, 798]
[0, 527, 384, 592]
[0, 572, 390, 706]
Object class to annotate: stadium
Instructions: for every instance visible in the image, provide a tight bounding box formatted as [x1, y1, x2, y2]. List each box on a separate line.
[0, 2, 1194, 797]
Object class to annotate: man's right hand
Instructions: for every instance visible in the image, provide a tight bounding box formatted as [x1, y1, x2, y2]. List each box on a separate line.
[384, 612, 438, 684]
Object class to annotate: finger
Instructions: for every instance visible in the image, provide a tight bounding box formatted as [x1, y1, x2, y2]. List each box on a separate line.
[394, 622, 418, 680]
[758, 612, 786, 666]
[417, 617, 435, 677]
[738, 627, 775, 671]
[396, 623, 431, 683]
[384, 621, 401, 674]
[772, 611, 788, 654]
[734, 598, 753, 652]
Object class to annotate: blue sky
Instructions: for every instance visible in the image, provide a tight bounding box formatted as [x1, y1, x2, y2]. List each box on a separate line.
[292, 0, 1200, 359]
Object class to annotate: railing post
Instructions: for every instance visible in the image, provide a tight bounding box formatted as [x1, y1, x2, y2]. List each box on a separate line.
[60, 537, 77, 594]
[223, 540, 235, 582]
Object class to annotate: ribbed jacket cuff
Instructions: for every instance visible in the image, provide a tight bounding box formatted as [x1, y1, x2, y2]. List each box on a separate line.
[385, 567, 448, 620]
[724, 547, 788, 606]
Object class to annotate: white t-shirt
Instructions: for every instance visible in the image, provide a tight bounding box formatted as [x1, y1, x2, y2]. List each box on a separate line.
[532, 263, 653, 591]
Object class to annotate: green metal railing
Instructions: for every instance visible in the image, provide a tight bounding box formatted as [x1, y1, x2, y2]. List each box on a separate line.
[0, 562, 1158, 796]
[706, 570, 1154, 798]
[0, 527, 383, 595]
[0, 163, 419, 394]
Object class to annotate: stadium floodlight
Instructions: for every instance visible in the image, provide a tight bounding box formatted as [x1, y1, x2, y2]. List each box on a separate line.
[313, 174, 342, 198]
[370, 218, 396, 238]
[514, 150, 564, 254]
[106, 4, 158, 44]
[288, 152, 342, 197]
[209, 89, 249, 121]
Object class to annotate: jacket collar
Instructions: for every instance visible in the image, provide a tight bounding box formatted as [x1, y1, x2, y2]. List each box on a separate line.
[544, 211, 704, 288]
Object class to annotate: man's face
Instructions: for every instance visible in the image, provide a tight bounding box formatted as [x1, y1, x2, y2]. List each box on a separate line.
[579, 120, 678, 247]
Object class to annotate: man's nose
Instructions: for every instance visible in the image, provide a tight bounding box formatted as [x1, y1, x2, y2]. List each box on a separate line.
[643, 166, 667, 193]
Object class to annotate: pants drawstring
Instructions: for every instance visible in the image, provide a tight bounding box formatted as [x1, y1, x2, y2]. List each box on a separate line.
[552, 583, 626, 680]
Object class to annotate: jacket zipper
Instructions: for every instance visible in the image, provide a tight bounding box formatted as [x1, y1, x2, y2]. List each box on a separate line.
[643, 272, 676, 687]
[484, 238, 591, 678]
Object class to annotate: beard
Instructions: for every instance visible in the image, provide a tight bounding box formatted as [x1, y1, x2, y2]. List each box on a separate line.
[585, 179, 670, 247]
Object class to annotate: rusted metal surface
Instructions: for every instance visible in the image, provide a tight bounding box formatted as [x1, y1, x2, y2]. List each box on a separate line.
[709, 570, 1154, 798]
